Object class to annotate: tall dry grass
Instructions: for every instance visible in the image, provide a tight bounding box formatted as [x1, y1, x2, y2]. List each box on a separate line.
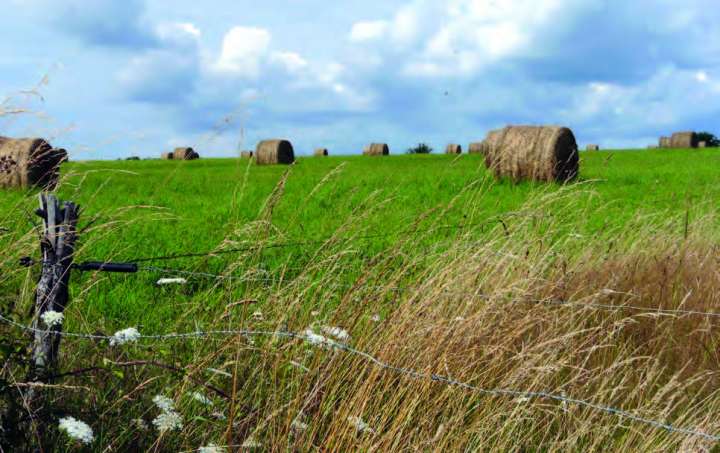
[2, 176, 720, 452]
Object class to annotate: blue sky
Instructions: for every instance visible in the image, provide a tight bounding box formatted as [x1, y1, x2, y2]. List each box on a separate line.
[1, 0, 718, 159]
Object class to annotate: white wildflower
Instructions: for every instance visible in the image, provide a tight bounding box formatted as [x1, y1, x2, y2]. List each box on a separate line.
[453, 316, 465, 322]
[110, 327, 141, 346]
[152, 410, 183, 433]
[58, 416, 94, 444]
[156, 277, 187, 285]
[191, 391, 213, 407]
[347, 416, 375, 434]
[153, 395, 176, 412]
[515, 396, 531, 404]
[310, 310, 320, 317]
[132, 418, 149, 431]
[321, 326, 350, 342]
[242, 435, 261, 448]
[251, 310, 263, 321]
[370, 314, 381, 322]
[41, 310, 64, 328]
[303, 328, 334, 347]
[198, 444, 225, 453]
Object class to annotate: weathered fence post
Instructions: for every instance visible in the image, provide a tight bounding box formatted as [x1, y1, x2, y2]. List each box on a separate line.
[22, 193, 79, 447]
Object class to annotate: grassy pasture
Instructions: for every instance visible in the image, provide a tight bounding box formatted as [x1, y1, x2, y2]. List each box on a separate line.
[2, 148, 720, 451]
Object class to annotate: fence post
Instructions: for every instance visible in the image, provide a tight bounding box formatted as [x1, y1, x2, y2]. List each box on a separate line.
[22, 193, 79, 447]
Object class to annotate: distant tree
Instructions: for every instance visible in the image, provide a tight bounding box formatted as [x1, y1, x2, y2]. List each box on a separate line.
[406, 143, 433, 154]
[696, 132, 720, 147]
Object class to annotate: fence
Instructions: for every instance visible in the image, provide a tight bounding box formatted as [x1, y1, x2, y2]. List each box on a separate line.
[2, 193, 720, 450]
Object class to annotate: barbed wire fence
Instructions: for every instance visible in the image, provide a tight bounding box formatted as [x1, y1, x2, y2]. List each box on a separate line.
[2, 193, 720, 449]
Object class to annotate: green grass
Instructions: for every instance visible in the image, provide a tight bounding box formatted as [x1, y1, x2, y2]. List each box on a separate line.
[2, 148, 720, 451]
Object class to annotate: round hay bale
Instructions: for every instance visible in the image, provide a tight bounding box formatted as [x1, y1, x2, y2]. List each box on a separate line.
[240, 150, 254, 159]
[255, 139, 295, 165]
[482, 126, 579, 183]
[586, 144, 600, 151]
[363, 143, 389, 156]
[659, 137, 671, 148]
[0, 137, 67, 189]
[445, 144, 462, 154]
[698, 141, 707, 148]
[468, 142, 484, 154]
[670, 132, 698, 149]
[161, 152, 174, 160]
[314, 148, 329, 156]
[173, 147, 199, 160]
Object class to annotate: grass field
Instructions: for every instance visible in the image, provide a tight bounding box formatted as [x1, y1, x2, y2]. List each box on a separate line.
[2, 149, 720, 451]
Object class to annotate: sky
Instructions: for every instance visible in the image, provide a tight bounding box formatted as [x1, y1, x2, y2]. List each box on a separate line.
[1, 0, 719, 159]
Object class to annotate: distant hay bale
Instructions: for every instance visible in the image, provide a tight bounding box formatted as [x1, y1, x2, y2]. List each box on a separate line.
[445, 144, 462, 154]
[468, 142, 484, 154]
[161, 152, 174, 160]
[648, 145, 658, 149]
[314, 148, 329, 156]
[363, 143, 389, 156]
[173, 147, 199, 160]
[0, 137, 67, 189]
[482, 126, 579, 182]
[659, 137, 671, 148]
[255, 139, 295, 165]
[698, 141, 707, 148]
[240, 151, 254, 159]
[586, 144, 600, 151]
[670, 131, 698, 149]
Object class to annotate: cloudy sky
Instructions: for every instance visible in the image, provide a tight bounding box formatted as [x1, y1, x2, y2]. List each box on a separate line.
[1, 0, 718, 159]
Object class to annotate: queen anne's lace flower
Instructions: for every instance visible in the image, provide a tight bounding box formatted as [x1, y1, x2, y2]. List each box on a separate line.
[58, 416, 94, 444]
[153, 395, 175, 412]
[152, 410, 183, 432]
[110, 327, 141, 346]
[41, 310, 64, 327]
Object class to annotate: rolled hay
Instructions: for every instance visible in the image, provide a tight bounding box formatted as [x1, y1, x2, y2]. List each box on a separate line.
[173, 147, 199, 160]
[240, 151, 254, 159]
[314, 148, 329, 156]
[659, 137, 671, 148]
[482, 126, 579, 183]
[586, 144, 600, 151]
[363, 143, 389, 156]
[255, 139, 295, 165]
[670, 131, 698, 149]
[699, 141, 707, 148]
[161, 152, 174, 160]
[445, 144, 462, 154]
[0, 137, 67, 189]
[468, 142, 484, 154]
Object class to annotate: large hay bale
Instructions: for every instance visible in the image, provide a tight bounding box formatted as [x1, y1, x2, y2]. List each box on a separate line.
[161, 152, 174, 160]
[586, 144, 600, 151]
[468, 142, 484, 154]
[670, 132, 698, 149]
[0, 137, 67, 189]
[240, 150, 254, 159]
[482, 126, 579, 182]
[659, 137, 671, 148]
[173, 147, 199, 160]
[363, 143, 389, 156]
[255, 139, 295, 165]
[699, 141, 707, 148]
[314, 148, 329, 156]
[445, 144, 462, 154]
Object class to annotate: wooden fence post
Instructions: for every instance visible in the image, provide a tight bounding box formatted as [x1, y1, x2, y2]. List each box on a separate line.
[21, 193, 79, 448]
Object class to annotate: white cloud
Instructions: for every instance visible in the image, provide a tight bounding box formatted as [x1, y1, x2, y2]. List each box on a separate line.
[696, 70, 708, 82]
[349, 21, 388, 42]
[214, 26, 271, 77]
[270, 51, 308, 73]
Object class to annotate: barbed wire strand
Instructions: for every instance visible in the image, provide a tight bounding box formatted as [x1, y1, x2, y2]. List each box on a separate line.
[0, 313, 717, 442]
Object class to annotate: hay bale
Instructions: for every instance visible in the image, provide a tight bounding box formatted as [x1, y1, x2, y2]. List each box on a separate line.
[670, 132, 698, 149]
[445, 144, 462, 154]
[699, 141, 707, 148]
[0, 137, 67, 189]
[586, 144, 600, 151]
[161, 152, 174, 160]
[314, 148, 329, 156]
[255, 139, 295, 165]
[659, 137, 671, 148]
[482, 126, 579, 182]
[363, 143, 389, 156]
[468, 142, 484, 154]
[240, 151, 254, 159]
[173, 147, 199, 160]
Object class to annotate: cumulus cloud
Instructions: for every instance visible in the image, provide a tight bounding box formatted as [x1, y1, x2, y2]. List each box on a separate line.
[213, 27, 272, 78]
[349, 21, 388, 42]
